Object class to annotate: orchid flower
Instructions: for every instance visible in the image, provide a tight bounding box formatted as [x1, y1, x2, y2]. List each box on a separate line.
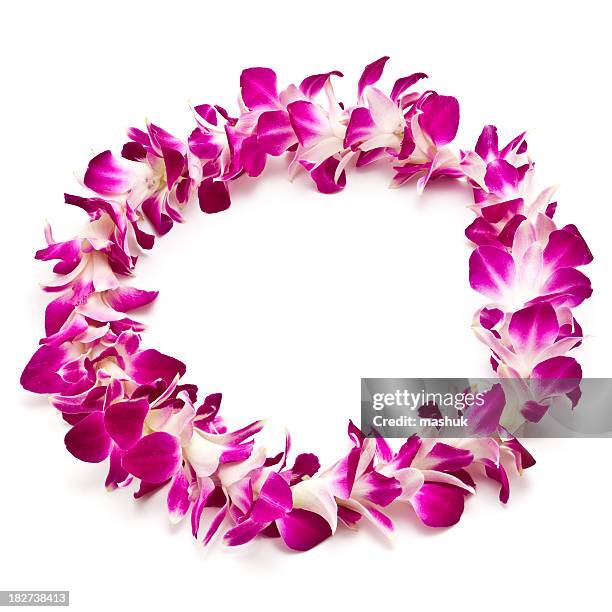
[84, 123, 199, 235]
[469, 215, 592, 312]
[392, 92, 463, 192]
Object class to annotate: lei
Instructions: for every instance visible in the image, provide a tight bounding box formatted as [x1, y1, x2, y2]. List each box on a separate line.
[21, 57, 592, 551]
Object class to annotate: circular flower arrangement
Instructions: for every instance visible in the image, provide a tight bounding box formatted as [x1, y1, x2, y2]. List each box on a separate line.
[21, 57, 593, 551]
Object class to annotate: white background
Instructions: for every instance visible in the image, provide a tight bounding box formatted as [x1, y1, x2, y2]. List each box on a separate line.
[2, 1, 611, 610]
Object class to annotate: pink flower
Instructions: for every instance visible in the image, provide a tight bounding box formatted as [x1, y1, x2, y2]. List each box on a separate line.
[84, 123, 198, 234]
[392, 92, 463, 192]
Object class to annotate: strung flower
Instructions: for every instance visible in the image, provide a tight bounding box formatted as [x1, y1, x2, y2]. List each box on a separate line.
[391, 92, 463, 192]
[461, 125, 531, 205]
[345, 57, 427, 165]
[287, 75, 351, 193]
[374, 435, 474, 528]
[223, 471, 333, 552]
[85, 123, 199, 234]
[474, 301, 583, 383]
[329, 426, 403, 535]
[469, 216, 593, 311]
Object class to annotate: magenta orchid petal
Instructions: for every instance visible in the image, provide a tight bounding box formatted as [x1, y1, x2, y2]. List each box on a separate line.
[299, 70, 343, 98]
[277, 508, 333, 552]
[105, 445, 131, 490]
[202, 501, 229, 545]
[256, 110, 296, 155]
[531, 356, 582, 397]
[466, 383, 506, 435]
[411, 483, 466, 528]
[475, 125, 499, 162]
[363, 505, 395, 534]
[198, 179, 231, 214]
[188, 128, 222, 160]
[481, 198, 523, 224]
[21, 344, 79, 394]
[324, 446, 360, 499]
[357, 56, 390, 100]
[539, 267, 592, 307]
[122, 432, 181, 483]
[484, 159, 519, 196]
[543, 228, 593, 269]
[287, 100, 330, 147]
[390, 72, 428, 103]
[288, 453, 320, 481]
[465, 217, 499, 247]
[508, 303, 559, 359]
[104, 287, 158, 312]
[142, 194, 173, 235]
[309, 157, 347, 194]
[224, 519, 267, 547]
[251, 471, 292, 523]
[104, 398, 149, 450]
[351, 471, 402, 507]
[418, 94, 460, 146]
[191, 477, 216, 538]
[389, 436, 421, 470]
[64, 411, 112, 463]
[44, 295, 76, 336]
[241, 135, 267, 177]
[127, 349, 186, 385]
[161, 146, 185, 190]
[483, 461, 510, 503]
[419, 443, 474, 472]
[520, 400, 549, 423]
[84, 151, 134, 196]
[344, 107, 375, 149]
[337, 505, 363, 528]
[480, 307, 504, 329]
[167, 470, 191, 524]
[240, 67, 279, 110]
[469, 245, 516, 301]
[503, 436, 536, 470]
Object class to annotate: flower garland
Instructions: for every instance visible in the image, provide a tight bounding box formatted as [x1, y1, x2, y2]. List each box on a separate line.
[21, 57, 592, 552]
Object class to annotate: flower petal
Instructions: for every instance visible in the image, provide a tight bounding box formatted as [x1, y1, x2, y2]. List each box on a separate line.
[543, 228, 593, 270]
[418, 95, 459, 147]
[309, 156, 347, 194]
[531, 356, 582, 397]
[167, 469, 191, 524]
[256, 110, 296, 156]
[122, 432, 181, 483]
[104, 287, 158, 313]
[469, 246, 516, 301]
[84, 151, 134, 196]
[104, 398, 149, 450]
[287, 100, 332, 147]
[64, 411, 112, 463]
[508, 303, 559, 360]
[198, 179, 231, 214]
[357, 56, 389, 100]
[251, 471, 292, 523]
[299, 70, 343, 98]
[277, 508, 332, 551]
[240, 67, 279, 110]
[411, 482, 466, 527]
[127, 349, 186, 385]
